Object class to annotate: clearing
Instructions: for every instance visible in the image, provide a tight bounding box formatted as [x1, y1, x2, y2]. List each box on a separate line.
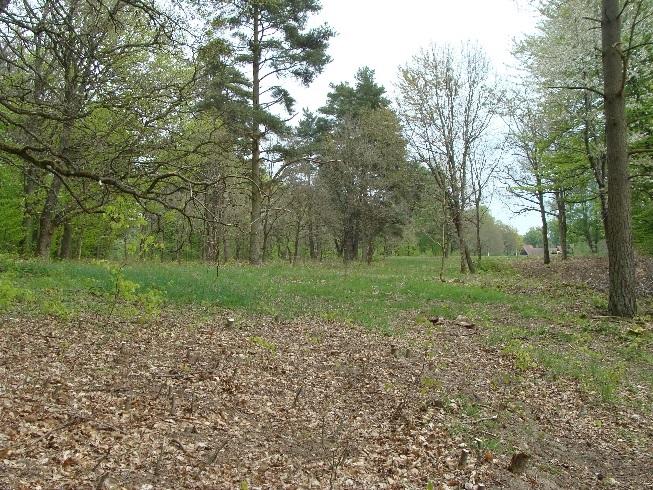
[0, 256, 651, 489]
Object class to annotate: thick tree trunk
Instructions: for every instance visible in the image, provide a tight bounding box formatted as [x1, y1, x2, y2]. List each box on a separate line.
[602, 0, 637, 316]
[57, 221, 73, 259]
[248, 7, 262, 265]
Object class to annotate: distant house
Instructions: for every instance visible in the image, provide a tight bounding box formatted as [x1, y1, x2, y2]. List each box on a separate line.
[521, 244, 545, 257]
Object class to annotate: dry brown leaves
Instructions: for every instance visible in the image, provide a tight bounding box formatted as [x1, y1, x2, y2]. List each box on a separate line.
[0, 312, 651, 489]
[513, 256, 653, 298]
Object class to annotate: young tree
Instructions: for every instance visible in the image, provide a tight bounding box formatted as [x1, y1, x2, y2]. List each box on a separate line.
[504, 98, 554, 264]
[398, 43, 496, 273]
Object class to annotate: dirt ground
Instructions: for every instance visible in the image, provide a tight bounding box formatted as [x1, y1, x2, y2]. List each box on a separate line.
[1, 307, 651, 489]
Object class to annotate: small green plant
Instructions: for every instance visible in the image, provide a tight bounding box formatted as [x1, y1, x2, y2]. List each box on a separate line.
[250, 336, 277, 353]
[477, 257, 513, 274]
[138, 288, 165, 318]
[420, 376, 441, 395]
[40, 299, 71, 319]
[502, 340, 536, 371]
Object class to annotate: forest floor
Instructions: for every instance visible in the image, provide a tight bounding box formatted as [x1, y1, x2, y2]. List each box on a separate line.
[0, 256, 652, 489]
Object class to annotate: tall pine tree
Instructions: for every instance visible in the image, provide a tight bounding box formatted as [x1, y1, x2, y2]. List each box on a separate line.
[210, 0, 333, 264]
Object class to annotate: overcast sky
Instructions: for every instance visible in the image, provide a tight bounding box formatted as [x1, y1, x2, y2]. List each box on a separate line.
[286, 0, 542, 234]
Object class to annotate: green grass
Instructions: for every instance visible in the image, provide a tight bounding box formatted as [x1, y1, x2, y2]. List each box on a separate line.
[1, 254, 651, 406]
[0, 256, 514, 330]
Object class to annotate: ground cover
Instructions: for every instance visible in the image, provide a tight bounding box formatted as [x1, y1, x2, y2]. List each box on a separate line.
[0, 255, 651, 488]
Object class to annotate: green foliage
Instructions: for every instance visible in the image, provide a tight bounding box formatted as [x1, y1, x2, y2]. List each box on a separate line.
[0, 276, 20, 310]
[250, 336, 277, 353]
[523, 227, 543, 247]
[0, 165, 24, 253]
[633, 196, 653, 254]
[320, 66, 390, 123]
[103, 262, 166, 318]
[476, 257, 514, 274]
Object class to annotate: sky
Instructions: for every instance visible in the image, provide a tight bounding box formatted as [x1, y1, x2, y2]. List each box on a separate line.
[286, 0, 543, 234]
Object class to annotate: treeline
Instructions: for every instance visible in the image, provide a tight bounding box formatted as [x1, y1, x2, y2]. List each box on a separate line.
[0, 1, 651, 314]
[0, 0, 520, 265]
[506, 0, 653, 260]
[506, 0, 653, 316]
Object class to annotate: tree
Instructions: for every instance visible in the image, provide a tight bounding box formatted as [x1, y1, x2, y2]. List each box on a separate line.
[398, 43, 497, 273]
[515, 0, 653, 315]
[0, 0, 212, 257]
[524, 227, 544, 248]
[601, 0, 636, 316]
[320, 108, 414, 263]
[503, 93, 558, 264]
[210, 0, 333, 264]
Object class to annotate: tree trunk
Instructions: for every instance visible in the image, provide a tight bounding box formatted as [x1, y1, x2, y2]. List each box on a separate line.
[222, 234, 229, 263]
[292, 219, 301, 264]
[334, 238, 343, 258]
[365, 239, 374, 265]
[248, 6, 262, 265]
[475, 199, 482, 263]
[308, 220, 317, 259]
[21, 167, 39, 256]
[602, 0, 636, 316]
[36, 176, 62, 257]
[555, 191, 568, 259]
[536, 181, 551, 264]
[343, 212, 356, 262]
[57, 221, 73, 259]
[452, 211, 475, 273]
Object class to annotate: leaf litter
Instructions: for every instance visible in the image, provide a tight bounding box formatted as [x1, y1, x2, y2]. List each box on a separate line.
[1, 260, 652, 489]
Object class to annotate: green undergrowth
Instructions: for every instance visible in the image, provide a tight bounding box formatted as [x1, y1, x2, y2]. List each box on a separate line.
[1, 255, 517, 329]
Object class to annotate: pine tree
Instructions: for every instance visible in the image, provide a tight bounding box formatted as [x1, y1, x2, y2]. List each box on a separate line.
[210, 0, 333, 264]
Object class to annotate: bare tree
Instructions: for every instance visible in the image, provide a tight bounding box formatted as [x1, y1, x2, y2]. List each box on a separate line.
[398, 43, 496, 273]
[470, 148, 499, 263]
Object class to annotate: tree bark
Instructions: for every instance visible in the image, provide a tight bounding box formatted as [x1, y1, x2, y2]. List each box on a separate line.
[365, 239, 374, 265]
[536, 176, 551, 264]
[21, 167, 38, 256]
[248, 6, 262, 265]
[602, 0, 637, 316]
[36, 176, 62, 257]
[475, 198, 482, 263]
[292, 218, 301, 264]
[57, 220, 73, 259]
[555, 190, 568, 259]
[452, 211, 475, 273]
[343, 210, 357, 262]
